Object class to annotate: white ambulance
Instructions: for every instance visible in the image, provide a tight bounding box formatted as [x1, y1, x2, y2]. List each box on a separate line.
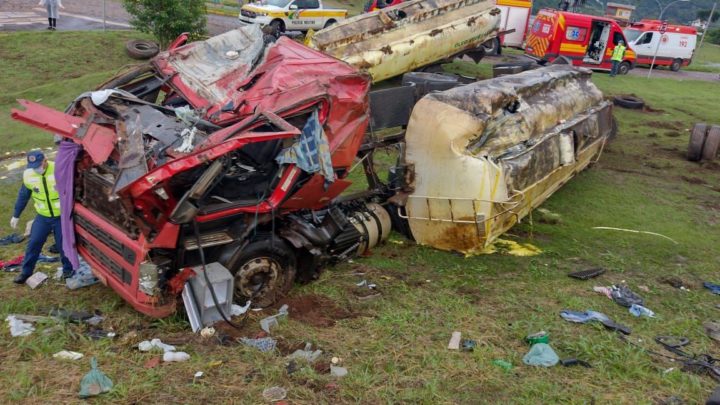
[239, 0, 348, 33]
[623, 19, 697, 71]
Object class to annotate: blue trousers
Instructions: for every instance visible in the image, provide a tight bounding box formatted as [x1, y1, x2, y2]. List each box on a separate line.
[21, 215, 73, 277]
[610, 60, 620, 77]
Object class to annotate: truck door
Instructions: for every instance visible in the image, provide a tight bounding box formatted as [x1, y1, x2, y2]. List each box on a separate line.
[287, 0, 321, 30]
[583, 21, 611, 64]
[632, 31, 656, 57]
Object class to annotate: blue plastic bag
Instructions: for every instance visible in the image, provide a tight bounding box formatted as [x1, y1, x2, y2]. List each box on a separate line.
[78, 357, 113, 398]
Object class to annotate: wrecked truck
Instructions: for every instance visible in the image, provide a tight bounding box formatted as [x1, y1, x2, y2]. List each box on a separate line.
[11, 24, 615, 318]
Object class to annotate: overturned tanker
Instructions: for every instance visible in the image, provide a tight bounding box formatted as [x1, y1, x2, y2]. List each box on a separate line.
[308, 0, 501, 82]
[11, 26, 614, 318]
[392, 65, 615, 253]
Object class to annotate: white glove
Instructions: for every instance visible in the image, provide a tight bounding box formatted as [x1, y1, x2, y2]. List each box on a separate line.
[10, 217, 19, 229]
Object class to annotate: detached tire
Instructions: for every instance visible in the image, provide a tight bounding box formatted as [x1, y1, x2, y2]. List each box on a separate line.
[702, 125, 720, 161]
[687, 123, 708, 162]
[613, 95, 644, 109]
[125, 40, 160, 60]
[224, 237, 297, 308]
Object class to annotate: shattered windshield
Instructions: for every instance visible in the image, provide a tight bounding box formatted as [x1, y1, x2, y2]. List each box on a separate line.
[264, 0, 292, 7]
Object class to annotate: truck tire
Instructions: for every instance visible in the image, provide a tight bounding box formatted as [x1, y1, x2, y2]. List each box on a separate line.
[670, 59, 682, 72]
[482, 37, 501, 56]
[687, 123, 708, 162]
[224, 237, 297, 308]
[618, 61, 631, 75]
[702, 125, 720, 161]
[613, 95, 644, 109]
[269, 19, 285, 34]
[324, 19, 337, 29]
[125, 40, 160, 60]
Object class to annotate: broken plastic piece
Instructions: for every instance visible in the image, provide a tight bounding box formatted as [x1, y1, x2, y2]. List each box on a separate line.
[54, 350, 84, 360]
[287, 344, 323, 363]
[25, 272, 48, 289]
[704, 282, 720, 295]
[526, 331, 549, 345]
[629, 304, 655, 318]
[240, 337, 277, 353]
[200, 327, 216, 338]
[330, 365, 348, 377]
[461, 339, 477, 352]
[262, 386, 287, 402]
[260, 304, 289, 333]
[231, 301, 251, 316]
[5, 315, 34, 337]
[492, 359, 513, 372]
[448, 331, 462, 350]
[568, 268, 606, 280]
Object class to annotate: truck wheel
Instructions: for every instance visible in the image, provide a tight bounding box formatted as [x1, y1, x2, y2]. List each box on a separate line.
[701, 125, 720, 161]
[323, 19, 337, 29]
[225, 237, 297, 308]
[482, 37, 501, 56]
[269, 19, 285, 34]
[670, 59, 682, 72]
[687, 123, 708, 162]
[618, 61, 631, 75]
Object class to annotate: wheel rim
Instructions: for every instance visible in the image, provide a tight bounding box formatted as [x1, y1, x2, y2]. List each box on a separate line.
[235, 257, 281, 299]
[482, 39, 496, 53]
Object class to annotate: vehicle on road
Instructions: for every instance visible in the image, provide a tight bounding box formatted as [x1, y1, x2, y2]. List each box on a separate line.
[525, 9, 636, 74]
[624, 20, 697, 72]
[238, 0, 347, 32]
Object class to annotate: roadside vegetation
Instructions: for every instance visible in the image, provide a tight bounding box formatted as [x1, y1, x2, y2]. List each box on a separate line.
[1, 31, 719, 403]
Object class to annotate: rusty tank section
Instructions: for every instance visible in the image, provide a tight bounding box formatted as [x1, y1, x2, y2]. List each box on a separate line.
[393, 65, 616, 254]
[308, 0, 501, 83]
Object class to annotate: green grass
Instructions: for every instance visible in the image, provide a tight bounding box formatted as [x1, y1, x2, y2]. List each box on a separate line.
[685, 42, 720, 73]
[1, 31, 720, 404]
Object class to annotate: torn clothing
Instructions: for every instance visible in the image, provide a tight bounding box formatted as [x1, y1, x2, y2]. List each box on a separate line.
[276, 109, 335, 185]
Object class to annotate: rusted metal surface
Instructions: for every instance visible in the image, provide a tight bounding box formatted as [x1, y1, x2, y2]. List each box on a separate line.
[308, 0, 501, 82]
[399, 65, 615, 254]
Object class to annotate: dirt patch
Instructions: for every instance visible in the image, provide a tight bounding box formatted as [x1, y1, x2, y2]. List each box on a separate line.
[680, 175, 707, 185]
[645, 120, 685, 130]
[275, 338, 307, 356]
[702, 161, 720, 171]
[664, 131, 681, 138]
[278, 294, 355, 328]
[642, 105, 664, 114]
[647, 132, 658, 138]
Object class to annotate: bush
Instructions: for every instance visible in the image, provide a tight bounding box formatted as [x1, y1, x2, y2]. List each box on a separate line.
[707, 28, 720, 45]
[123, 0, 207, 48]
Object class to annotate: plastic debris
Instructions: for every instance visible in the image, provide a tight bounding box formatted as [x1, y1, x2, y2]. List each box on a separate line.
[138, 338, 176, 352]
[262, 386, 287, 402]
[526, 331, 549, 345]
[704, 282, 720, 295]
[331, 356, 341, 364]
[448, 331, 462, 350]
[163, 351, 191, 362]
[5, 315, 35, 337]
[610, 284, 644, 307]
[84, 315, 104, 326]
[78, 358, 113, 398]
[86, 329, 116, 340]
[25, 271, 48, 289]
[53, 350, 84, 360]
[492, 359, 513, 372]
[629, 304, 656, 318]
[200, 327, 216, 338]
[330, 365, 348, 377]
[559, 310, 631, 335]
[259, 304, 289, 333]
[287, 343, 323, 363]
[231, 301, 251, 316]
[523, 343, 559, 367]
[193, 371, 204, 382]
[240, 337, 277, 352]
[568, 267, 605, 280]
[66, 258, 99, 290]
[461, 339, 477, 352]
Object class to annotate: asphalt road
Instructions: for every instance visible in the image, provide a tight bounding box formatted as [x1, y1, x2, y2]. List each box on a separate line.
[0, 9, 130, 32]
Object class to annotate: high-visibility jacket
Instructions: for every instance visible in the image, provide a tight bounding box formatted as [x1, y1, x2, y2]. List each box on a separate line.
[22, 161, 61, 217]
[611, 44, 626, 62]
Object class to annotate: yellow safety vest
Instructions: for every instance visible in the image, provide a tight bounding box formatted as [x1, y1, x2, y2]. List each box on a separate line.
[23, 161, 61, 218]
[611, 44, 626, 62]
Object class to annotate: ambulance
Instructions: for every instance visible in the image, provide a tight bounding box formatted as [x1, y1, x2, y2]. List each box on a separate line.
[238, 0, 348, 33]
[525, 9, 636, 74]
[624, 20, 697, 71]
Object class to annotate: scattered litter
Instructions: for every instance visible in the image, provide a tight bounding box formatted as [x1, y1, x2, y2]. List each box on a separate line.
[629, 304, 656, 318]
[523, 343, 559, 367]
[492, 359, 513, 372]
[144, 357, 161, 369]
[0, 232, 24, 245]
[704, 322, 720, 343]
[1, 255, 24, 271]
[240, 337, 277, 353]
[663, 367, 675, 374]
[260, 304, 289, 333]
[330, 365, 348, 377]
[568, 268, 605, 280]
[86, 329, 116, 340]
[526, 331, 549, 345]
[193, 371, 204, 382]
[138, 338, 176, 353]
[287, 343, 322, 363]
[6, 315, 35, 337]
[661, 277, 690, 291]
[163, 351, 191, 362]
[461, 339, 477, 352]
[78, 358, 113, 398]
[25, 271, 48, 289]
[481, 238, 542, 256]
[262, 386, 287, 402]
[637, 285, 651, 293]
[66, 259, 99, 290]
[448, 331, 462, 350]
[231, 301, 251, 316]
[84, 315, 105, 326]
[286, 360, 299, 375]
[49, 308, 95, 323]
[592, 226, 678, 244]
[53, 350, 84, 361]
[356, 279, 377, 289]
[560, 310, 631, 335]
[331, 356, 341, 365]
[200, 327, 216, 338]
[560, 358, 591, 368]
[610, 284, 644, 307]
[704, 282, 720, 295]
[592, 286, 613, 300]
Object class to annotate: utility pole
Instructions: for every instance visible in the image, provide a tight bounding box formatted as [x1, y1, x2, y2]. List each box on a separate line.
[103, 0, 107, 32]
[698, 2, 717, 51]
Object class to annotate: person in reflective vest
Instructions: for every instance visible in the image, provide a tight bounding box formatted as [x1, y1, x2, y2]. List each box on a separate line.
[610, 40, 627, 77]
[10, 150, 73, 284]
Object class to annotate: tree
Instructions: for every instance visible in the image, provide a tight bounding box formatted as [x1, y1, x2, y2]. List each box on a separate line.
[697, 9, 720, 23]
[708, 28, 720, 45]
[123, 0, 207, 48]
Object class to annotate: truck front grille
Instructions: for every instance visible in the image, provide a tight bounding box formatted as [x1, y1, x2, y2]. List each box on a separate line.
[75, 214, 137, 265]
[78, 235, 132, 285]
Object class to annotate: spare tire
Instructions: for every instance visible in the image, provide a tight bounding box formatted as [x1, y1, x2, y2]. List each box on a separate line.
[701, 125, 720, 161]
[687, 123, 708, 162]
[125, 40, 160, 60]
[613, 95, 644, 109]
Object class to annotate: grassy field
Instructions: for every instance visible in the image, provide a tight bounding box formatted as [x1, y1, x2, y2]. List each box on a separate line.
[685, 42, 720, 73]
[1, 31, 720, 404]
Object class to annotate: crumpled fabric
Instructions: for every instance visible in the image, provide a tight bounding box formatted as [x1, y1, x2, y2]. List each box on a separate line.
[275, 109, 335, 185]
[629, 304, 655, 318]
[1, 255, 25, 271]
[0, 233, 24, 245]
[610, 284, 644, 307]
[56, 141, 82, 269]
[559, 310, 611, 324]
[78, 357, 113, 398]
[240, 337, 277, 353]
[5, 315, 35, 337]
[704, 282, 720, 295]
[592, 286, 613, 299]
[522, 343, 559, 367]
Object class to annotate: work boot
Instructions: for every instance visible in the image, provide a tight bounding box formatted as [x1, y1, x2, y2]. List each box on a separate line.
[13, 274, 30, 284]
